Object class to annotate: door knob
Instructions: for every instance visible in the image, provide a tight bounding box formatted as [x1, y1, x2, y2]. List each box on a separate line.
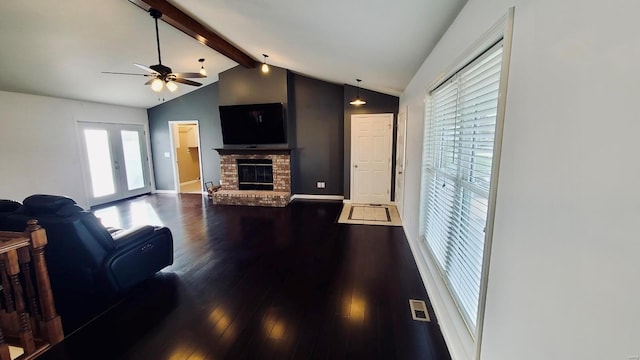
[354, 165, 358, 168]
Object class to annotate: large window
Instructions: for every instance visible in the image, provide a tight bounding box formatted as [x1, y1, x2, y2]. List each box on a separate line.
[420, 40, 504, 332]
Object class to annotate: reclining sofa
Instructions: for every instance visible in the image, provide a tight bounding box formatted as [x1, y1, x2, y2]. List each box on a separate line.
[0, 194, 173, 329]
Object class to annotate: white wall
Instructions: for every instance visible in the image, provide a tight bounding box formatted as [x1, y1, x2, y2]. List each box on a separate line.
[0, 91, 150, 209]
[400, 0, 640, 359]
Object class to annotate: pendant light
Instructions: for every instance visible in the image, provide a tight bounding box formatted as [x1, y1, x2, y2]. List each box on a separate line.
[261, 54, 270, 73]
[350, 79, 366, 105]
[199, 58, 207, 76]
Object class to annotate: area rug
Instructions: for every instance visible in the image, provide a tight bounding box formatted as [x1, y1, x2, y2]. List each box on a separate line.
[337, 203, 402, 226]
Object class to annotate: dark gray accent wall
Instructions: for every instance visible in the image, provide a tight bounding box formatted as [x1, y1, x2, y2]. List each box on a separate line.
[290, 73, 344, 195]
[219, 65, 288, 106]
[145, 65, 398, 199]
[219, 65, 291, 148]
[343, 86, 400, 200]
[147, 83, 223, 190]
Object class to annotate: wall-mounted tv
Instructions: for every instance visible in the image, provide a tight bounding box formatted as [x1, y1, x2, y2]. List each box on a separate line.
[219, 103, 286, 145]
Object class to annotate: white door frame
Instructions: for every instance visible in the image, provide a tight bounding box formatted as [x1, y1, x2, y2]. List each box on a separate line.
[395, 108, 408, 218]
[168, 120, 204, 193]
[78, 122, 152, 206]
[350, 113, 394, 204]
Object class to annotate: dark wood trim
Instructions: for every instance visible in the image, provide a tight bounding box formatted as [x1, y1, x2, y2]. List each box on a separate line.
[131, 0, 258, 68]
[215, 147, 293, 155]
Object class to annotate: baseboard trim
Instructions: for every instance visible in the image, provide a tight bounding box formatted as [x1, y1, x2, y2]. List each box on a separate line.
[153, 190, 177, 194]
[291, 194, 344, 201]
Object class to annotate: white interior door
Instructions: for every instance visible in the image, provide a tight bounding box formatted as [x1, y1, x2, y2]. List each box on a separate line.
[395, 109, 407, 218]
[350, 114, 393, 204]
[79, 122, 151, 206]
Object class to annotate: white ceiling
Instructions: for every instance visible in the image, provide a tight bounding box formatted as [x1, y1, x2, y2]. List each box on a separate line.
[0, 0, 467, 109]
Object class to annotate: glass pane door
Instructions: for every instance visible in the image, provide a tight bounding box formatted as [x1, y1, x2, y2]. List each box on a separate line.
[121, 130, 145, 191]
[79, 123, 151, 206]
[83, 129, 117, 198]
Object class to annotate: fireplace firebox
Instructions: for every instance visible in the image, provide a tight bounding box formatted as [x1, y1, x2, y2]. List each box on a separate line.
[237, 159, 273, 190]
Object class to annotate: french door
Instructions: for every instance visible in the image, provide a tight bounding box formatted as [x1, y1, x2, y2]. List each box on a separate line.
[78, 122, 151, 206]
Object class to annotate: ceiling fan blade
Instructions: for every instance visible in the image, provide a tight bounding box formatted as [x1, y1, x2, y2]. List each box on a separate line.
[172, 72, 207, 79]
[102, 71, 151, 76]
[144, 79, 155, 85]
[173, 78, 202, 87]
[134, 63, 159, 74]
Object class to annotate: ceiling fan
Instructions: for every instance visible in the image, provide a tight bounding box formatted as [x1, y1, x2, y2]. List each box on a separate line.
[102, 8, 205, 93]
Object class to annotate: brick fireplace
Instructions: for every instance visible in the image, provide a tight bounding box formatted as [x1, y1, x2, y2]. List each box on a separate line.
[212, 148, 291, 207]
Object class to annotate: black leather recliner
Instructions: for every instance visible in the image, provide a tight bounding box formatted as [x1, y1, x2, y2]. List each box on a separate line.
[1, 194, 174, 330]
[0, 199, 21, 213]
[0, 199, 22, 231]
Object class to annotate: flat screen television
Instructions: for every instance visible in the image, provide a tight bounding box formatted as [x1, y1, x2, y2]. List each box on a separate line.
[219, 103, 286, 145]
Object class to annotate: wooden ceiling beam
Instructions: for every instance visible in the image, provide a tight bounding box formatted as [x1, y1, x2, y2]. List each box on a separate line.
[130, 0, 258, 68]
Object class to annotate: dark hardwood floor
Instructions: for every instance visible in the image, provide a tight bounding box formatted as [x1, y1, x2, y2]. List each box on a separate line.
[39, 194, 450, 360]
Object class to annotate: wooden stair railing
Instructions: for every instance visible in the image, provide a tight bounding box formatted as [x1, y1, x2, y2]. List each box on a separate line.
[0, 220, 63, 359]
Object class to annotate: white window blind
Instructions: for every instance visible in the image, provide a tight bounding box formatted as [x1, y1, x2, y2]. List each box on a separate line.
[421, 41, 504, 331]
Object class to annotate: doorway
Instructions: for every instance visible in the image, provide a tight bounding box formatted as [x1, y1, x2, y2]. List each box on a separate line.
[350, 114, 394, 204]
[78, 122, 152, 206]
[169, 121, 204, 194]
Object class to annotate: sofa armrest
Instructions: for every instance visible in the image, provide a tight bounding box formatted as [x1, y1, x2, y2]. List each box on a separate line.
[104, 227, 174, 292]
[105, 226, 123, 235]
[111, 226, 156, 247]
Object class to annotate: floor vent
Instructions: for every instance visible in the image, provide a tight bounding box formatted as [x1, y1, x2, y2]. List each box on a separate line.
[409, 299, 431, 322]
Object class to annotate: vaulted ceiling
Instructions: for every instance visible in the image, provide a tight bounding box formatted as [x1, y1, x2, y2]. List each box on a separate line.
[0, 0, 467, 109]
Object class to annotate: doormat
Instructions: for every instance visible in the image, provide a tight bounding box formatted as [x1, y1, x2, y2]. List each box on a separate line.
[337, 203, 402, 226]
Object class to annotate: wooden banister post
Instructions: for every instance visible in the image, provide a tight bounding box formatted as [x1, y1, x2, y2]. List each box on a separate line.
[0, 261, 14, 314]
[4, 249, 35, 355]
[18, 246, 41, 337]
[25, 220, 64, 345]
[0, 258, 18, 336]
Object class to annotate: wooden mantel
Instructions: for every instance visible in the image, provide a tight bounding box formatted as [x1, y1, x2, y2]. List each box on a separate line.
[214, 147, 293, 156]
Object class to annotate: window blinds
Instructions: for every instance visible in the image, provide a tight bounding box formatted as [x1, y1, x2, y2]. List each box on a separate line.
[421, 41, 503, 331]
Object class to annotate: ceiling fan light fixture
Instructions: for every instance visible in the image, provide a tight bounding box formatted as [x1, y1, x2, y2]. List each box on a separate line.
[166, 81, 178, 92]
[349, 79, 367, 106]
[103, 8, 204, 93]
[199, 58, 207, 77]
[261, 54, 269, 73]
[151, 78, 164, 92]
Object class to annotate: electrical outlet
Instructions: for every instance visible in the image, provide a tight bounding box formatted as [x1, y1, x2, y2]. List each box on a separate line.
[316, 181, 325, 189]
[628, 356, 639, 360]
